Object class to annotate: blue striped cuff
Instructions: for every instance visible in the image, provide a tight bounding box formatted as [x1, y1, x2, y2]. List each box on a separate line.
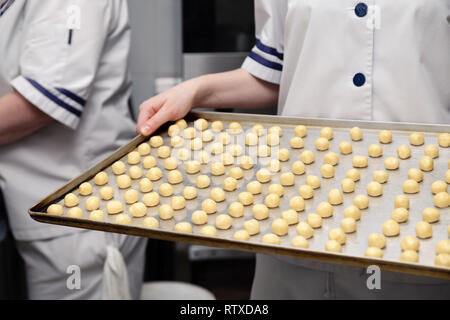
[248, 51, 283, 71]
[255, 38, 284, 61]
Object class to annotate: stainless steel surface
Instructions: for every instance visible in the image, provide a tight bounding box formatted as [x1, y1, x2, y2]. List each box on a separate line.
[29, 111, 450, 279]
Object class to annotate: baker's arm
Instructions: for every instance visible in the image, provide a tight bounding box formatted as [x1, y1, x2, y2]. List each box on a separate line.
[137, 68, 279, 136]
[0, 91, 53, 145]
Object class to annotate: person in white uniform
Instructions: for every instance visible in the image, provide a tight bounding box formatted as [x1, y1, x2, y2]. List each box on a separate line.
[0, 0, 146, 299]
[136, 0, 450, 299]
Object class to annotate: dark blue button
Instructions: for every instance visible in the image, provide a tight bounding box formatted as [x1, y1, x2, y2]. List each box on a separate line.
[353, 73, 366, 87]
[355, 3, 368, 17]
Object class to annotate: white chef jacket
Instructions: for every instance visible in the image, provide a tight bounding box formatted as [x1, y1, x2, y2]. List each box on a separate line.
[0, 0, 137, 241]
[242, 0, 450, 277]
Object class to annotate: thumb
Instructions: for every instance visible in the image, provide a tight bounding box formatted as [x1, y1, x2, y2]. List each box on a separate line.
[140, 107, 175, 136]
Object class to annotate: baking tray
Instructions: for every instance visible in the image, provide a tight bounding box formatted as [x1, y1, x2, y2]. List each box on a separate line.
[29, 111, 450, 279]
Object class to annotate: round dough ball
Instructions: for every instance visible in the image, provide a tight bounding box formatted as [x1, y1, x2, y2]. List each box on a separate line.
[401, 236, 420, 251]
[89, 210, 104, 221]
[47, 204, 63, 216]
[290, 196, 306, 212]
[245, 133, 259, 146]
[159, 204, 174, 220]
[66, 207, 83, 219]
[294, 125, 307, 138]
[228, 121, 242, 134]
[291, 236, 309, 249]
[127, 151, 141, 165]
[191, 210, 208, 225]
[221, 152, 234, 166]
[350, 127, 363, 141]
[247, 181, 262, 195]
[419, 156, 434, 172]
[352, 155, 368, 168]
[435, 254, 450, 267]
[252, 204, 269, 220]
[409, 132, 424, 146]
[201, 129, 214, 142]
[324, 152, 339, 166]
[215, 214, 232, 230]
[339, 141, 352, 155]
[210, 187, 226, 202]
[265, 193, 280, 208]
[296, 222, 314, 239]
[218, 132, 231, 145]
[445, 170, 450, 184]
[424, 144, 439, 159]
[129, 202, 147, 217]
[174, 222, 192, 233]
[117, 174, 132, 189]
[124, 189, 139, 204]
[436, 240, 450, 255]
[280, 172, 295, 186]
[252, 124, 265, 136]
[305, 176, 321, 190]
[202, 199, 217, 214]
[354, 194, 369, 210]
[146, 167, 162, 181]
[402, 179, 420, 194]
[268, 125, 282, 137]
[320, 127, 333, 140]
[142, 217, 159, 229]
[183, 127, 196, 139]
[378, 130, 392, 144]
[438, 133, 450, 148]
[223, 177, 238, 191]
[211, 162, 226, 176]
[167, 170, 183, 184]
[281, 209, 299, 225]
[341, 217, 357, 233]
[244, 219, 260, 235]
[292, 161, 306, 175]
[171, 196, 186, 210]
[268, 184, 284, 197]
[94, 172, 108, 186]
[229, 144, 243, 157]
[210, 142, 223, 155]
[267, 159, 281, 173]
[79, 182, 93, 196]
[64, 193, 79, 207]
[142, 156, 157, 169]
[85, 196, 100, 211]
[341, 178, 355, 193]
[239, 156, 254, 170]
[200, 225, 217, 236]
[373, 170, 389, 184]
[196, 175, 211, 189]
[194, 118, 208, 131]
[346, 169, 360, 182]
[211, 120, 223, 132]
[233, 230, 250, 241]
[328, 189, 343, 205]
[112, 161, 127, 175]
[168, 124, 180, 137]
[300, 150, 315, 164]
[150, 135, 164, 147]
[317, 202, 333, 218]
[431, 180, 447, 194]
[266, 133, 280, 146]
[325, 240, 342, 253]
[164, 157, 178, 170]
[99, 186, 114, 201]
[290, 136, 304, 149]
[433, 192, 450, 208]
[367, 181, 383, 197]
[278, 148, 290, 162]
[400, 250, 419, 263]
[182, 186, 197, 200]
[315, 137, 329, 151]
[158, 183, 174, 197]
[137, 143, 151, 156]
[142, 192, 159, 207]
[229, 167, 244, 180]
[394, 195, 409, 209]
[228, 202, 244, 218]
[368, 233, 386, 249]
[139, 178, 153, 193]
[262, 233, 280, 245]
[407, 168, 423, 183]
[307, 213, 322, 228]
[415, 221, 432, 239]
[106, 200, 123, 214]
[157, 146, 171, 159]
[184, 160, 200, 175]
[238, 191, 254, 206]
[344, 205, 361, 221]
[382, 219, 400, 237]
[129, 166, 143, 180]
[368, 144, 383, 158]
[329, 228, 346, 245]
[397, 145, 411, 160]
[365, 247, 384, 258]
[384, 157, 400, 170]
[299, 185, 314, 200]
[320, 164, 335, 179]
[256, 168, 271, 183]
[115, 214, 131, 225]
[391, 208, 409, 223]
[271, 218, 289, 236]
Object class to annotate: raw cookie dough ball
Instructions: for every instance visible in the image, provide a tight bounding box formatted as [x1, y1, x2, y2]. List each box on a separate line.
[143, 156, 157, 169]
[299, 185, 314, 200]
[339, 141, 353, 155]
[117, 174, 132, 189]
[306, 175, 321, 189]
[64, 193, 79, 207]
[300, 150, 315, 164]
[445, 170, 450, 184]
[183, 127, 196, 139]
[373, 170, 389, 184]
[233, 230, 250, 241]
[341, 178, 355, 193]
[352, 155, 368, 168]
[290, 136, 305, 149]
[397, 145, 411, 159]
[200, 225, 217, 236]
[278, 148, 290, 162]
[256, 168, 271, 183]
[185, 160, 200, 174]
[317, 202, 334, 218]
[325, 240, 342, 253]
[112, 161, 127, 175]
[401, 236, 420, 251]
[239, 156, 254, 170]
[191, 210, 208, 225]
[291, 236, 309, 249]
[168, 170, 183, 184]
[435, 254, 450, 267]
[142, 192, 160, 207]
[391, 208, 409, 223]
[158, 183, 174, 197]
[94, 172, 108, 186]
[267, 159, 281, 173]
[218, 132, 231, 145]
[124, 189, 139, 204]
[433, 192, 450, 208]
[262, 233, 281, 245]
[378, 130, 392, 144]
[210, 142, 224, 155]
[438, 133, 450, 148]
[244, 219, 260, 235]
[137, 142, 151, 156]
[328, 189, 343, 205]
[106, 200, 123, 214]
[290, 196, 306, 212]
[157, 146, 171, 159]
[272, 218, 289, 236]
[171, 196, 186, 210]
[382, 219, 400, 237]
[251, 124, 265, 136]
[307, 213, 322, 228]
[245, 133, 259, 146]
[223, 177, 238, 191]
[268, 125, 283, 137]
[168, 124, 180, 137]
[129, 202, 147, 217]
[294, 125, 307, 137]
[229, 144, 243, 157]
[281, 209, 299, 225]
[268, 184, 284, 197]
[292, 161, 306, 175]
[194, 118, 208, 131]
[402, 179, 420, 194]
[85, 196, 100, 211]
[419, 156, 434, 172]
[424, 145, 439, 159]
[47, 204, 63, 216]
[127, 151, 141, 165]
[395, 195, 409, 209]
[324, 152, 339, 166]
[415, 221, 432, 239]
[346, 169, 361, 182]
[341, 217, 357, 233]
[409, 132, 424, 146]
[247, 181, 262, 195]
[265, 193, 280, 208]
[129, 165, 143, 179]
[436, 240, 450, 255]
[350, 127, 363, 141]
[146, 167, 163, 181]
[228, 121, 242, 134]
[183, 186, 197, 200]
[158, 204, 174, 220]
[239, 192, 254, 206]
[79, 182, 93, 196]
[211, 120, 223, 132]
[99, 186, 114, 201]
[266, 133, 280, 146]
[296, 222, 314, 239]
[215, 214, 233, 230]
[368, 233, 386, 249]
[320, 127, 333, 140]
[280, 172, 295, 186]
[228, 202, 244, 218]
[229, 167, 244, 180]
[67, 207, 83, 218]
[139, 178, 153, 193]
[164, 157, 178, 170]
[196, 175, 211, 189]
[211, 162, 226, 176]
[344, 205, 361, 220]
[367, 181, 383, 197]
[202, 199, 217, 214]
[329, 228, 346, 245]
[252, 204, 269, 220]
[431, 180, 447, 194]
[400, 250, 419, 263]
[89, 210, 104, 221]
[320, 164, 335, 179]
[174, 222, 192, 233]
[407, 168, 423, 182]
[115, 214, 131, 225]
[384, 157, 400, 170]
[365, 247, 384, 258]
[142, 217, 159, 229]
[201, 130, 214, 142]
[220, 152, 234, 166]
[315, 137, 329, 151]
[210, 187, 226, 202]
[354, 194, 369, 210]
[150, 135, 164, 147]
[368, 144, 383, 158]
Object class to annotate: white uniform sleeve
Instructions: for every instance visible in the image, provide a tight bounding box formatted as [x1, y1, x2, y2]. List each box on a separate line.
[10, 0, 119, 129]
[242, 0, 287, 84]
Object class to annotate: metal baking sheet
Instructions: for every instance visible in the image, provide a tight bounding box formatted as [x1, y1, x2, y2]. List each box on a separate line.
[29, 111, 450, 279]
